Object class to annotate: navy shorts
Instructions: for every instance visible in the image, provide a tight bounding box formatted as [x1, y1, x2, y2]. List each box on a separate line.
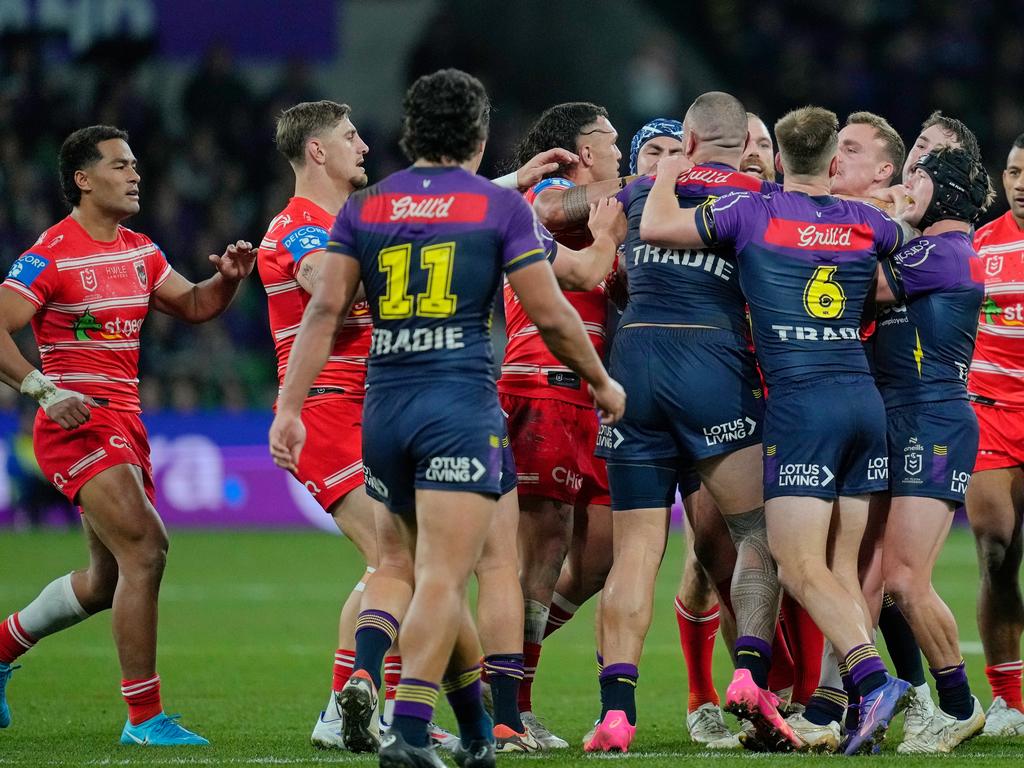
[887, 399, 978, 504]
[596, 327, 764, 464]
[362, 379, 503, 514]
[499, 424, 517, 497]
[605, 457, 702, 511]
[763, 375, 888, 501]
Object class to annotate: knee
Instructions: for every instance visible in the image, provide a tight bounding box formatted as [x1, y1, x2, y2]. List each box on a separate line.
[975, 530, 1016, 577]
[117, 522, 169, 579]
[882, 559, 927, 604]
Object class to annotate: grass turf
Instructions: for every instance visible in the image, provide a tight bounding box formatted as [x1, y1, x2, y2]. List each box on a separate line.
[0, 526, 1021, 766]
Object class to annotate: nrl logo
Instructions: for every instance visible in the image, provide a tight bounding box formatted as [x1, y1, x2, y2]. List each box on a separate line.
[80, 268, 98, 292]
[904, 437, 924, 476]
[986, 255, 1002, 277]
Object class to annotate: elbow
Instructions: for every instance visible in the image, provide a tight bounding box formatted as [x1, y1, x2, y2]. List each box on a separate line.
[638, 221, 665, 245]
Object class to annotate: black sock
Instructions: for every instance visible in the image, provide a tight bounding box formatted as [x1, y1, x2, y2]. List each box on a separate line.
[599, 663, 638, 725]
[879, 596, 925, 686]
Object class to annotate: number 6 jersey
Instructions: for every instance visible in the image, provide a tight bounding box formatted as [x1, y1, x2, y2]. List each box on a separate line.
[327, 166, 552, 386]
[696, 190, 904, 386]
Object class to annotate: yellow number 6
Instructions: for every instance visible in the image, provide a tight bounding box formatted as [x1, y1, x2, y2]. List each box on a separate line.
[802, 265, 846, 319]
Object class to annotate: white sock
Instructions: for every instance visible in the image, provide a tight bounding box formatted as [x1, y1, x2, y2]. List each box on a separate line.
[18, 574, 89, 640]
[818, 640, 844, 690]
[524, 599, 549, 645]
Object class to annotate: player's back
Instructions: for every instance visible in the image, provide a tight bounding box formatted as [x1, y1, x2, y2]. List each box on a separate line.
[328, 166, 548, 387]
[616, 163, 773, 332]
[873, 232, 985, 407]
[2, 216, 172, 411]
[713, 190, 902, 387]
[969, 211, 1024, 408]
[258, 197, 371, 400]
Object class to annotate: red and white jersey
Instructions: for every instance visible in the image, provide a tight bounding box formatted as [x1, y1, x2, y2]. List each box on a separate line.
[258, 197, 371, 401]
[970, 211, 1024, 409]
[499, 179, 609, 407]
[2, 216, 172, 412]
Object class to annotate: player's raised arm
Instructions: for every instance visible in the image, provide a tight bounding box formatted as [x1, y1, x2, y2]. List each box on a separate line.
[551, 198, 626, 291]
[151, 240, 256, 322]
[639, 154, 703, 248]
[493, 148, 580, 192]
[270, 251, 362, 470]
[507, 258, 625, 423]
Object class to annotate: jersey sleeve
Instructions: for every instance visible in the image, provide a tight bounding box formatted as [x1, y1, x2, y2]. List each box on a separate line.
[149, 244, 173, 290]
[880, 240, 954, 302]
[501, 193, 550, 274]
[524, 176, 575, 205]
[2, 251, 59, 308]
[281, 224, 330, 266]
[327, 198, 360, 261]
[695, 191, 755, 250]
[862, 204, 904, 257]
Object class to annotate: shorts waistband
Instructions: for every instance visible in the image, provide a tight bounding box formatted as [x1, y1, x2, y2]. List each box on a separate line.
[770, 372, 874, 394]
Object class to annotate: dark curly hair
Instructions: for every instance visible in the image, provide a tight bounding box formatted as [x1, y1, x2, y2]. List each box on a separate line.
[508, 102, 608, 175]
[59, 125, 129, 207]
[400, 69, 490, 164]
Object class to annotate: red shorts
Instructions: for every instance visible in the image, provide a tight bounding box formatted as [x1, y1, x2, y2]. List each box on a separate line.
[33, 407, 155, 505]
[295, 397, 364, 512]
[500, 392, 610, 507]
[972, 400, 1024, 472]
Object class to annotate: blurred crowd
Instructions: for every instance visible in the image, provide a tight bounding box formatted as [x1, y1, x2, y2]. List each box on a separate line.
[0, 1, 1019, 413]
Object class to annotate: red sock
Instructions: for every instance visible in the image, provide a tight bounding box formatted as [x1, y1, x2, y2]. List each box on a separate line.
[384, 655, 402, 702]
[0, 614, 36, 664]
[768, 618, 795, 692]
[122, 674, 162, 725]
[332, 648, 355, 693]
[986, 660, 1024, 712]
[781, 595, 824, 705]
[674, 596, 720, 711]
[518, 641, 542, 712]
[543, 601, 575, 640]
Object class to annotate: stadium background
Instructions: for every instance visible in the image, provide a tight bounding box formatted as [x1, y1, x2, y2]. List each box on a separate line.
[2, 3, 1023, 766]
[1, 0, 1020, 529]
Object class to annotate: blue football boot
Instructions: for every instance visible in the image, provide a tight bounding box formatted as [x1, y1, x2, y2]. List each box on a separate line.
[120, 713, 209, 746]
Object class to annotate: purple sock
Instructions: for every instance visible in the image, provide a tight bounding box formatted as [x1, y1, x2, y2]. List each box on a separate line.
[392, 678, 439, 748]
[845, 644, 888, 699]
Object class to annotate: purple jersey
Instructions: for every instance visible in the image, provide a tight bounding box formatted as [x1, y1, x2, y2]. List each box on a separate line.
[615, 163, 776, 331]
[697, 190, 904, 386]
[873, 231, 985, 407]
[328, 166, 548, 384]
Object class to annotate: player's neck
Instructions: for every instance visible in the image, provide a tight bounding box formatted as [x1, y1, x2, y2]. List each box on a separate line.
[688, 151, 738, 170]
[294, 174, 350, 217]
[784, 175, 831, 197]
[1011, 211, 1024, 231]
[922, 219, 970, 236]
[71, 205, 122, 243]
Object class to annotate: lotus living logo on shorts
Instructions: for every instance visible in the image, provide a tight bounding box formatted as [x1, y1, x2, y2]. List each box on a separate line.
[596, 425, 625, 451]
[703, 417, 757, 446]
[950, 470, 970, 495]
[778, 462, 834, 487]
[867, 456, 888, 482]
[363, 466, 389, 499]
[425, 456, 487, 483]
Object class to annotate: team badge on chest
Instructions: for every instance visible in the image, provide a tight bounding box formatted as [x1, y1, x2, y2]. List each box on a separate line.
[79, 268, 98, 292]
[985, 254, 1002, 277]
[134, 260, 147, 288]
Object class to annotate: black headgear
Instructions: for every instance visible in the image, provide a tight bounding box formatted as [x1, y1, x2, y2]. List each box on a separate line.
[915, 148, 990, 229]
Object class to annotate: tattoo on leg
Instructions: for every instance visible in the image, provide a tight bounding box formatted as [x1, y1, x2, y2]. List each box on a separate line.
[724, 507, 781, 642]
[562, 184, 590, 223]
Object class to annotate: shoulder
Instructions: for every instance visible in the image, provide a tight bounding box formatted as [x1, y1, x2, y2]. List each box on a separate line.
[117, 225, 156, 250]
[972, 213, 1007, 249]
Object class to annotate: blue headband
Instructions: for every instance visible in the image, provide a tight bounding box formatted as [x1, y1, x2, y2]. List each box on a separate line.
[629, 118, 684, 175]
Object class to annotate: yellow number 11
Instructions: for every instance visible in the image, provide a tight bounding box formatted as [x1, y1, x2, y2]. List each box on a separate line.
[377, 242, 457, 319]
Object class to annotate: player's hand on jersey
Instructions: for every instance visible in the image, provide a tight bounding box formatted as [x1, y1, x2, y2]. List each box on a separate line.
[589, 376, 626, 425]
[870, 184, 908, 216]
[588, 198, 627, 244]
[45, 390, 95, 431]
[269, 411, 306, 472]
[210, 240, 256, 282]
[654, 153, 693, 182]
[516, 148, 579, 191]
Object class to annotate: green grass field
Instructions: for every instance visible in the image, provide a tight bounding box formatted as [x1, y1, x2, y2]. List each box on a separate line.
[1, 527, 1022, 766]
